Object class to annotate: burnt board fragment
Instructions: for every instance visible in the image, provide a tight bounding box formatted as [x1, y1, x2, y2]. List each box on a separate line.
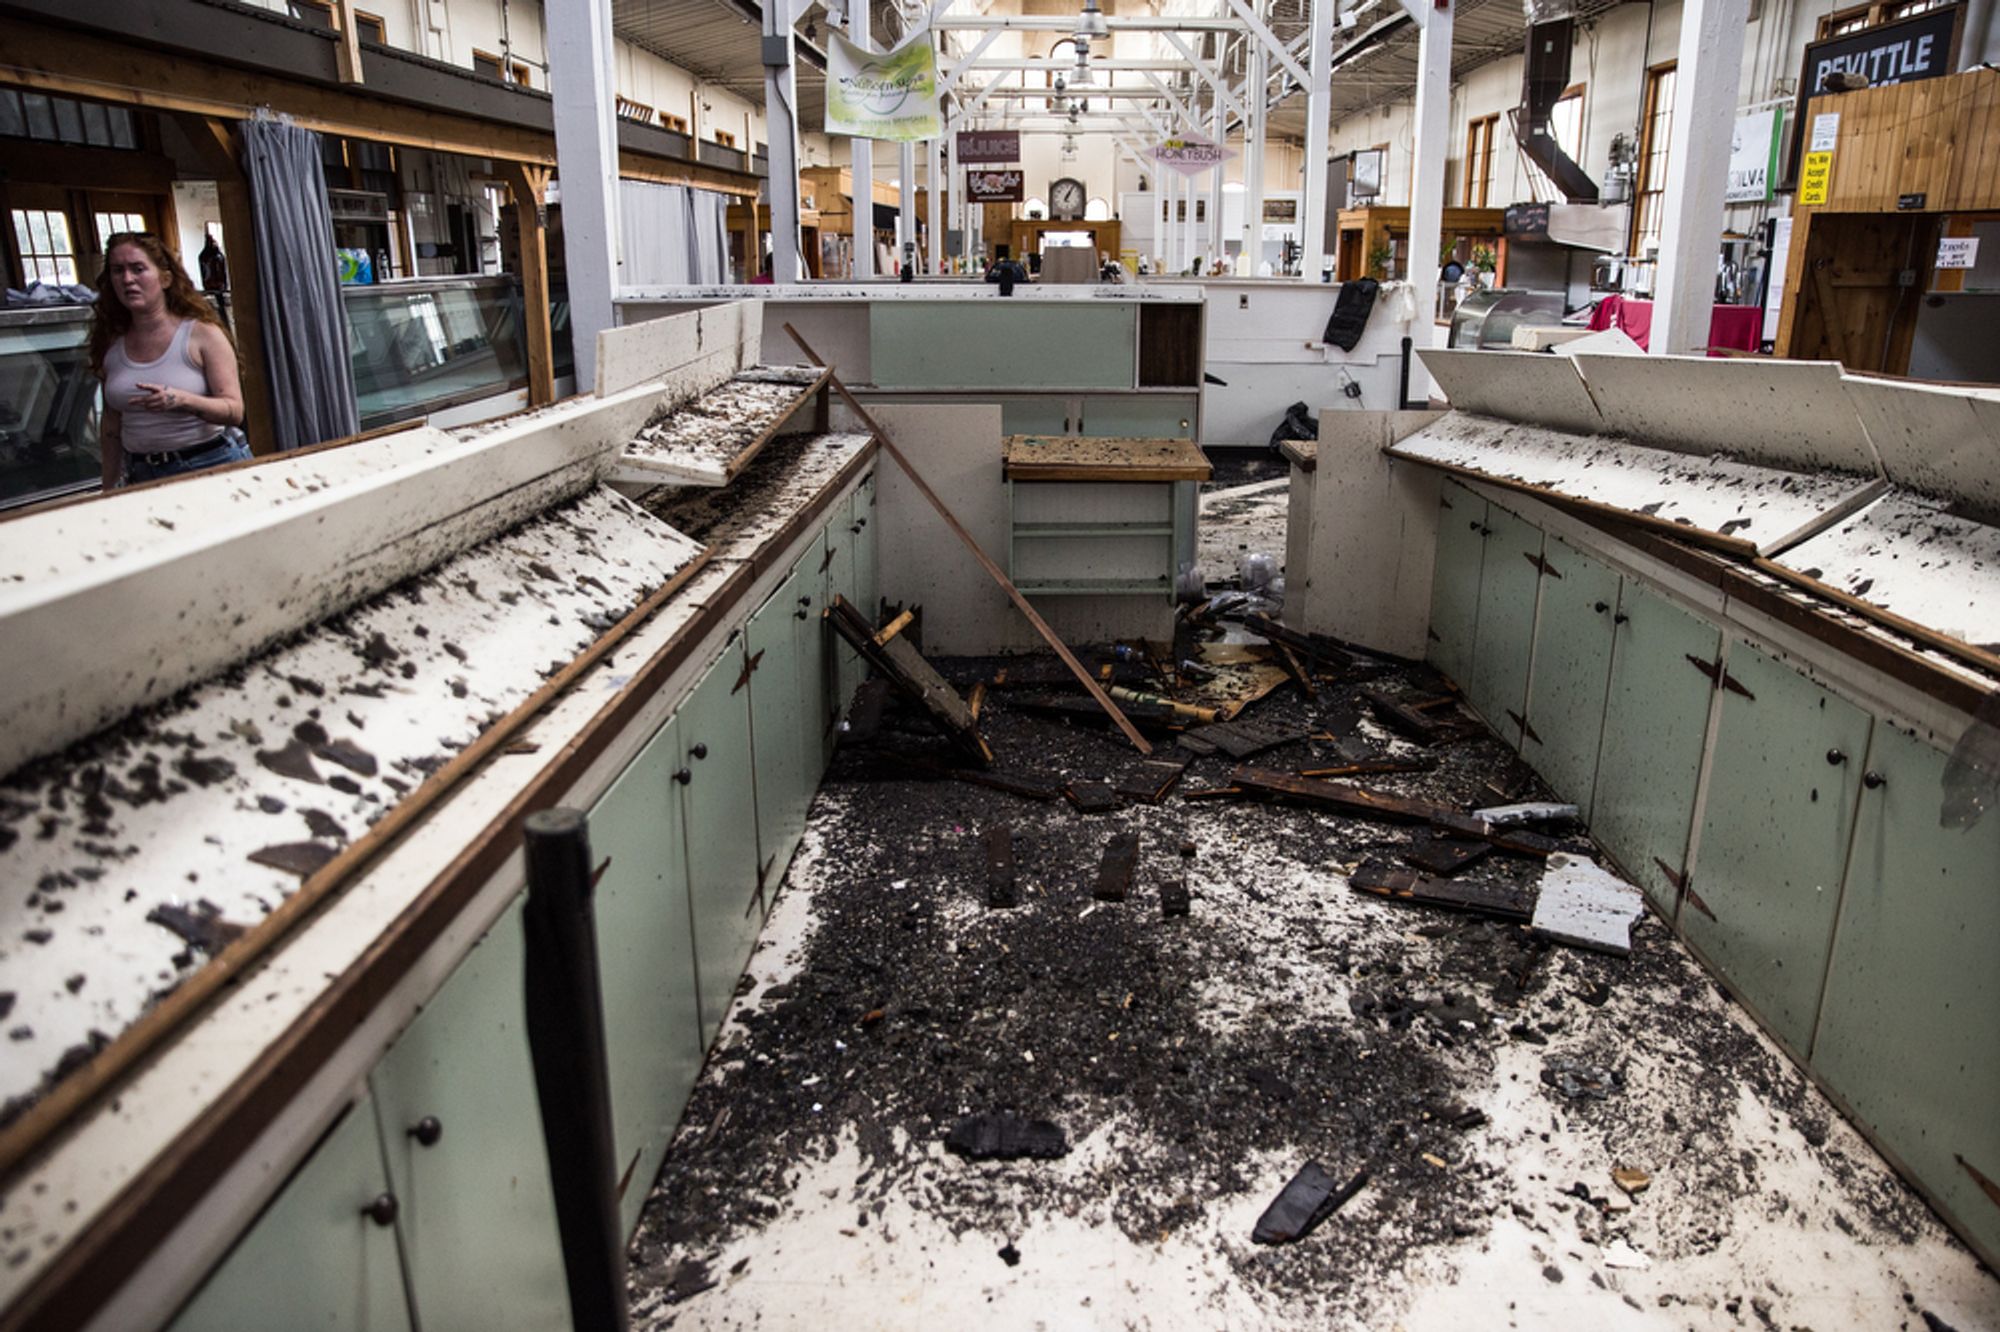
[1116, 757, 1190, 804]
[1066, 782, 1120, 814]
[826, 597, 989, 766]
[1403, 834, 1492, 877]
[1251, 1162, 1370, 1245]
[1183, 718, 1310, 761]
[1093, 832, 1140, 902]
[1357, 689, 1450, 744]
[1348, 857, 1533, 922]
[984, 825, 1018, 908]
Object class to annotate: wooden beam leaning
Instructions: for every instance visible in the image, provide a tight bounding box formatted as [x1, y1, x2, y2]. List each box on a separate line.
[785, 324, 1153, 756]
[171, 115, 278, 457]
[500, 161, 558, 407]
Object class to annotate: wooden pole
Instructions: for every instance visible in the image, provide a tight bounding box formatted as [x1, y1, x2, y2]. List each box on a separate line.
[784, 323, 1153, 755]
[502, 160, 558, 407]
[329, 0, 365, 85]
[174, 115, 278, 456]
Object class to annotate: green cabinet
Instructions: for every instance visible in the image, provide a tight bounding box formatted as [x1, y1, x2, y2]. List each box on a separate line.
[1519, 537, 1622, 819]
[678, 642, 764, 1042]
[1466, 502, 1544, 747]
[588, 717, 703, 1238]
[852, 470, 878, 627]
[368, 899, 569, 1332]
[1589, 580, 1721, 914]
[869, 303, 1137, 390]
[169, 1093, 410, 1332]
[1811, 724, 2000, 1262]
[1077, 394, 1196, 438]
[1427, 479, 1485, 689]
[747, 563, 810, 900]
[1681, 645, 1873, 1055]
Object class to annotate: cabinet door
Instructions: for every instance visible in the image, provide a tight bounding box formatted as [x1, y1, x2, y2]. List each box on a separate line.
[998, 397, 1076, 437]
[1680, 645, 1872, 1056]
[1467, 502, 1544, 747]
[1520, 537, 1622, 818]
[852, 469, 879, 628]
[368, 900, 569, 1332]
[1810, 724, 2000, 1263]
[1077, 394, 1195, 438]
[1589, 580, 1721, 914]
[589, 716, 703, 1238]
[679, 642, 765, 1043]
[810, 505, 851, 775]
[1427, 479, 1485, 689]
[169, 1093, 410, 1332]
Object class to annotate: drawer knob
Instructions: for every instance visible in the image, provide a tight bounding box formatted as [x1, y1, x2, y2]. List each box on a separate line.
[362, 1193, 399, 1227]
[1863, 770, 1886, 790]
[674, 768, 692, 785]
[690, 743, 709, 761]
[1593, 601, 1609, 614]
[1613, 612, 1630, 625]
[409, 1116, 443, 1148]
[1825, 748, 1846, 766]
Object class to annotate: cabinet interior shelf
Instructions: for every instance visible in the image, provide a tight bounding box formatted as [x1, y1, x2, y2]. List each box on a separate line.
[1012, 576, 1173, 596]
[1012, 521, 1175, 539]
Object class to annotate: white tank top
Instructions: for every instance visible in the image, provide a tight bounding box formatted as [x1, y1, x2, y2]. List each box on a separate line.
[104, 319, 218, 454]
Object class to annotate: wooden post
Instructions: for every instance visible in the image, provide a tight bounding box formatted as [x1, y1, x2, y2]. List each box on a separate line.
[329, 0, 364, 85]
[175, 115, 278, 456]
[502, 160, 557, 407]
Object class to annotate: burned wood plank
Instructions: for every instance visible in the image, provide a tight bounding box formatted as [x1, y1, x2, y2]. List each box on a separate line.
[1179, 784, 1246, 800]
[1274, 640, 1319, 699]
[984, 826, 1018, 908]
[1296, 757, 1437, 780]
[1184, 718, 1311, 761]
[1093, 832, 1140, 902]
[1232, 767, 1446, 823]
[895, 755, 1064, 801]
[1010, 693, 1188, 731]
[1242, 613, 1356, 672]
[826, 597, 989, 766]
[873, 608, 916, 647]
[1251, 1163, 1369, 1245]
[1348, 857, 1534, 922]
[1175, 731, 1221, 757]
[1066, 781, 1120, 814]
[1358, 689, 1449, 744]
[1402, 834, 1492, 877]
[1116, 757, 1190, 804]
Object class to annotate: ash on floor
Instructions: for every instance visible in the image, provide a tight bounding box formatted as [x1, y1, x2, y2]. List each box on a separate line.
[626, 659, 1998, 1331]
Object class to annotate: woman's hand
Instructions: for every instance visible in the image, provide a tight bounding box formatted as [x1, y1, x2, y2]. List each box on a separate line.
[131, 380, 182, 414]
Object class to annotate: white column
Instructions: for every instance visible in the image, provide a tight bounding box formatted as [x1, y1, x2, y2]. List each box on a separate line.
[1209, 98, 1226, 270]
[1652, 0, 1750, 354]
[849, 10, 874, 278]
[947, 130, 963, 267]
[1243, 37, 1267, 263]
[1164, 171, 1179, 272]
[1301, 0, 1333, 278]
[1406, 0, 1454, 371]
[1183, 168, 1199, 272]
[546, 0, 620, 391]
[761, 0, 804, 283]
[899, 141, 917, 272]
[927, 138, 944, 273]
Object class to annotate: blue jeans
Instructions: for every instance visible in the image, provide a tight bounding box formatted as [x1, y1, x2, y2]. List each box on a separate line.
[123, 434, 253, 485]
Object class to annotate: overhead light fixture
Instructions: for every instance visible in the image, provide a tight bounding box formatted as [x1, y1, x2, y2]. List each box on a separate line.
[1071, 51, 1095, 87]
[1074, 0, 1109, 42]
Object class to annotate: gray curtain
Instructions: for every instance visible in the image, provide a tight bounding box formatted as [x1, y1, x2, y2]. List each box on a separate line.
[242, 113, 359, 450]
[619, 181, 732, 286]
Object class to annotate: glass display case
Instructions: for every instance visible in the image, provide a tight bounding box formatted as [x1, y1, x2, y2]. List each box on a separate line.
[0, 304, 101, 509]
[344, 275, 529, 428]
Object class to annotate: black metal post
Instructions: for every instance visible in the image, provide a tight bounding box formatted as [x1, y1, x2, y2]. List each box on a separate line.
[521, 808, 630, 1332]
[1400, 335, 1416, 409]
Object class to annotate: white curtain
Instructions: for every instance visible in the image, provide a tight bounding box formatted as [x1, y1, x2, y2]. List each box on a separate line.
[619, 182, 730, 286]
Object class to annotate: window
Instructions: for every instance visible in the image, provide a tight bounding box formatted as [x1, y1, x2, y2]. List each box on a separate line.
[1524, 84, 1585, 203]
[713, 129, 737, 149]
[616, 96, 655, 125]
[472, 50, 532, 85]
[0, 90, 137, 148]
[1463, 114, 1497, 207]
[1817, 0, 1951, 37]
[354, 9, 387, 43]
[1631, 63, 1676, 258]
[661, 112, 689, 134]
[95, 212, 146, 250]
[12, 209, 78, 285]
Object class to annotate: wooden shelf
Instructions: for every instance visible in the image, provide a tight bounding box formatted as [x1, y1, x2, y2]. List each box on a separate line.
[1002, 434, 1211, 482]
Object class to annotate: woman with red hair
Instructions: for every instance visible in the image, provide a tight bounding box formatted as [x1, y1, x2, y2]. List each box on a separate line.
[89, 232, 249, 488]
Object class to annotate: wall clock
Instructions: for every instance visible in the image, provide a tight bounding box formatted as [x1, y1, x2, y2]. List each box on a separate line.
[1049, 177, 1087, 221]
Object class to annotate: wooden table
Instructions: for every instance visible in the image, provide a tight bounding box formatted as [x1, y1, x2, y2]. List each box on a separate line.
[1001, 435, 1209, 598]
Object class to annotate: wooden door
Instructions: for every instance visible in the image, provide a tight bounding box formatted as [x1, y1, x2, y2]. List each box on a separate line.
[1783, 211, 1943, 373]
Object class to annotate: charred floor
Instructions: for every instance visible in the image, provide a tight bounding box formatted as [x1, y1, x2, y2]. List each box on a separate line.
[620, 573, 1998, 1329]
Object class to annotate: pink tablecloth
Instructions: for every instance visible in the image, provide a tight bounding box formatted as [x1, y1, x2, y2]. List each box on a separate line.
[1587, 296, 1762, 355]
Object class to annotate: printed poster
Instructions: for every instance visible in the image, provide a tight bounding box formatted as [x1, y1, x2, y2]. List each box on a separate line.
[826, 31, 941, 143]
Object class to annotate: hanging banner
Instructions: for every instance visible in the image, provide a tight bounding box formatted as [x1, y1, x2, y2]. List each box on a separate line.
[1149, 132, 1237, 178]
[826, 31, 942, 143]
[1724, 106, 1784, 204]
[965, 168, 1025, 203]
[957, 129, 1020, 163]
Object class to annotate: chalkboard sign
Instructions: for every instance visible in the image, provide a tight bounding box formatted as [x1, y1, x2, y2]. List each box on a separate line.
[1504, 203, 1551, 238]
[1784, 5, 1962, 188]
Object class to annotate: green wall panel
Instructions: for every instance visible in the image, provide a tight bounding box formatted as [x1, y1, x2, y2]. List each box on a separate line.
[1812, 723, 2000, 1263]
[1520, 536, 1621, 819]
[169, 1093, 409, 1332]
[869, 303, 1137, 389]
[1681, 645, 1872, 1056]
[1589, 580, 1720, 914]
[589, 716, 703, 1238]
[1427, 479, 1485, 689]
[1467, 501, 1544, 747]
[679, 644, 765, 1043]
[367, 900, 569, 1332]
[1078, 394, 1196, 438]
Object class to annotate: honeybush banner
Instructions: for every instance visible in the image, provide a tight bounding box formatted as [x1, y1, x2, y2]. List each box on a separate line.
[827, 31, 941, 142]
